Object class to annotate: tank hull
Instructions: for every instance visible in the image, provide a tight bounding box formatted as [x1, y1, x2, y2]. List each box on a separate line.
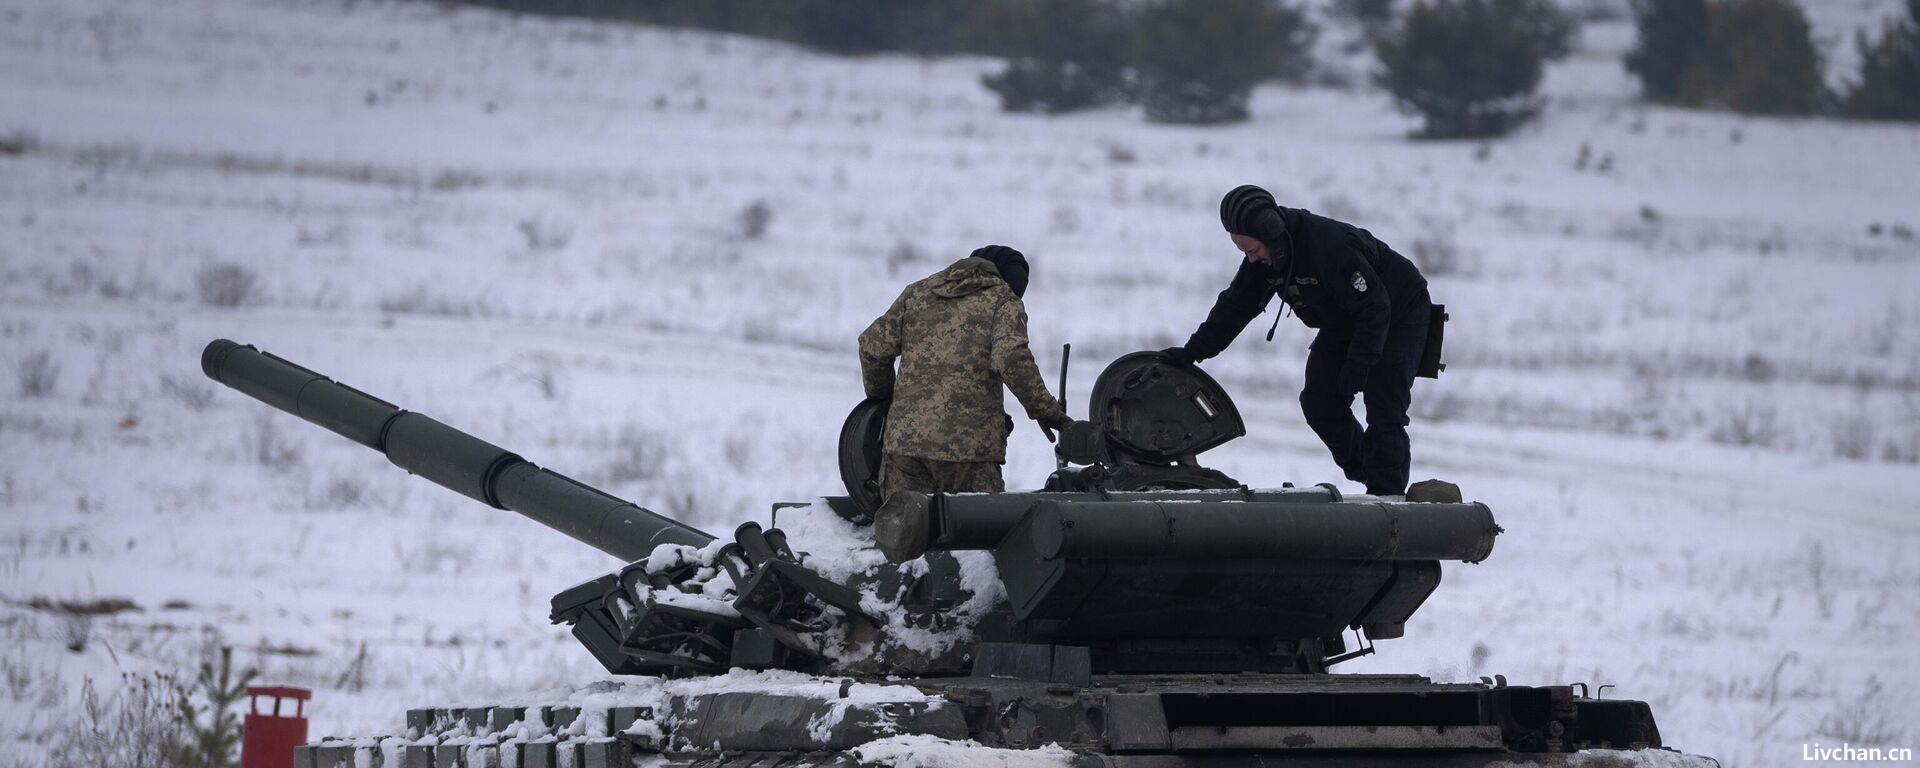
[297, 673, 1714, 768]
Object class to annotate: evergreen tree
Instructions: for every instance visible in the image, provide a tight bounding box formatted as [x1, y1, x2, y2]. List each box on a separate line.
[981, 0, 1133, 114]
[1336, 0, 1399, 25]
[175, 647, 257, 768]
[1133, 0, 1317, 124]
[1374, 0, 1577, 138]
[1624, 0, 1709, 101]
[1682, 0, 1825, 115]
[1844, 0, 1920, 121]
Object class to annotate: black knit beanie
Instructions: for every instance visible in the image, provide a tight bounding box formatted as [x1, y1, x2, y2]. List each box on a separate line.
[971, 244, 1029, 298]
[1219, 185, 1286, 244]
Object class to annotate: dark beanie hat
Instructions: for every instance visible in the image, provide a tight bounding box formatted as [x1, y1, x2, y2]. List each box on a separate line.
[971, 244, 1029, 298]
[1219, 184, 1286, 243]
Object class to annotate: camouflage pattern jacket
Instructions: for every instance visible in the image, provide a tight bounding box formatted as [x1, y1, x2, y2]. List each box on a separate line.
[859, 257, 1067, 463]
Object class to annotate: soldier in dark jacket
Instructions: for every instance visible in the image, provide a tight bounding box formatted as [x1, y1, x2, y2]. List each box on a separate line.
[1164, 185, 1431, 497]
[860, 244, 1071, 560]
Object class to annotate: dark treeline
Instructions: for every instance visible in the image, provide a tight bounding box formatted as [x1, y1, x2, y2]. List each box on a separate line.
[1627, 0, 1920, 121]
[459, 0, 1920, 131]
[455, 0, 1065, 57]
[453, 0, 1318, 125]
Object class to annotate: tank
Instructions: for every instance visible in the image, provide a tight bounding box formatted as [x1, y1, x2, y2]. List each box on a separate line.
[199, 340, 1716, 768]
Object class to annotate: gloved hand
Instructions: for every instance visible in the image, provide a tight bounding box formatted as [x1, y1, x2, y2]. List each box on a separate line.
[1160, 346, 1197, 366]
[1338, 363, 1370, 395]
[1038, 412, 1073, 443]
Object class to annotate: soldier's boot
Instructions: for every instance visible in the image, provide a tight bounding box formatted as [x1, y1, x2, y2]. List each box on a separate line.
[1406, 478, 1462, 503]
[873, 492, 932, 564]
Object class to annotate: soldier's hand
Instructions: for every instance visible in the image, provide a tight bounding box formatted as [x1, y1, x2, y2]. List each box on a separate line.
[1160, 346, 1197, 366]
[1038, 413, 1072, 443]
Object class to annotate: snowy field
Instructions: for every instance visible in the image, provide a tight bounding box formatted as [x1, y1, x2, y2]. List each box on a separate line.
[2, 0, 1918, 765]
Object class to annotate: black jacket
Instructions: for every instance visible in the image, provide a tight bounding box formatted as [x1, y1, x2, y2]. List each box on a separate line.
[1184, 207, 1426, 371]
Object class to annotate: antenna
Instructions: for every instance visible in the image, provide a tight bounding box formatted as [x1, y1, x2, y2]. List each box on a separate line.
[1056, 343, 1071, 470]
[1057, 343, 1072, 413]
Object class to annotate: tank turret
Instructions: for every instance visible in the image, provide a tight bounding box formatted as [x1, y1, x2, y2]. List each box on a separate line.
[205, 340, 1701, 766]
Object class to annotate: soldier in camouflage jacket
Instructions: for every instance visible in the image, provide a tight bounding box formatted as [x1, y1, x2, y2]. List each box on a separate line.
[858, 245, 1071, 561]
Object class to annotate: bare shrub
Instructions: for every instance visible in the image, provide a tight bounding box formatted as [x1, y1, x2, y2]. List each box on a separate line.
[1884, 399, 1920, 463]
[738, 199, 775, 239]
[61, 614, 93, 653]
[1050, 205, 1082, 235]
[1803, 540, 1833, 620]
[1886, 437, 1920, 464]
[1410, 228, 1465, 276]
[293, 221, 349, 247]
[83, 9, 141, 64]
[1817, 676, 1903, 745]
[194, 263, 258, 308]
[393, 535, 474, 575]
[484, 357, 563, 401]
[1318, 193, 1365, 222]
[740, 315, 782, 345]
[17, 349, 60, 398]
[49, 675, 191, 768]
[887, 241, 925, 276]
[1, 652, 33, 700]
[244, 413, 303, 472]
[1104, 144, 1137, 164]
[602, 425, 674, 484]
[378, 286, 495, 317]
[1738, 353, 1776, 383]
[1830, 411, 1876, 460]
[0, 129, 36, 156]
[159, 373, 215, 412]
[1708, 401, 1780, 447]
[305, 476, 369, 512]
[1414, 389, 1469, 422]
[517, 217, 574, 251]
[723, 432, 757, 472]
[662, 482, 701, 521]
[429, 169, 485, 191]
[335, 642, 372, 692]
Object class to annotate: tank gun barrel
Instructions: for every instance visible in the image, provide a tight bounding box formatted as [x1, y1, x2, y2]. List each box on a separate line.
[931, 493, 1495, 561]
[929, 487, 1341, 550]
[1009, 499, 1497, 561]
[200, 339, 714, 561]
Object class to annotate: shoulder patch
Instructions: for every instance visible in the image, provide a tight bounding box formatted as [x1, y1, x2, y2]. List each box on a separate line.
[1351, 272, 1368, 293]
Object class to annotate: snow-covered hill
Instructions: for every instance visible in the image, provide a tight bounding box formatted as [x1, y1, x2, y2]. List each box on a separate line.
[2, 1, 1917, 766]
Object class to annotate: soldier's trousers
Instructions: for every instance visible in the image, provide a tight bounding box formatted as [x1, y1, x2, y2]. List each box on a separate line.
[1299, 285, 1431, 497]
[873, 453, 1004, 563]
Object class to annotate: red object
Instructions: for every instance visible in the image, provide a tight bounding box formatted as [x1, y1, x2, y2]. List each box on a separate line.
[240, 686, 311, 768]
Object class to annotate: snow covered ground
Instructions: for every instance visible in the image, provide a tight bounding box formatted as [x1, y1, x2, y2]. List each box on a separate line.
[2, 0, 1917, 766]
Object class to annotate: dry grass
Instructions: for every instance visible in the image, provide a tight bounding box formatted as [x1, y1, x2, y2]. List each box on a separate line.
[48, 675, 191, 768]
[193, 263, 258, 308]
[16, 350, 59, 399]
